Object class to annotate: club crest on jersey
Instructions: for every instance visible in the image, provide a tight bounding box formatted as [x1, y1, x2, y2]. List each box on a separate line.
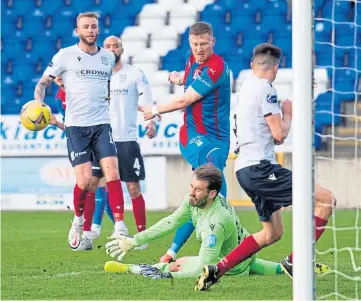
[190, 136, 203, 147]
[266, 94, 278, 104]
[101, 56, 109, 65]
[193, 69, 201, 79]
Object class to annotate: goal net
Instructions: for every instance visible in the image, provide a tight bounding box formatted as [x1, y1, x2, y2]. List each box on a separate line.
[313, 0, 361, 299]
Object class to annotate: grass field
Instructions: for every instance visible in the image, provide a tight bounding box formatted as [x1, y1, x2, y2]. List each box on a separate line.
[1, 209, 360, 300]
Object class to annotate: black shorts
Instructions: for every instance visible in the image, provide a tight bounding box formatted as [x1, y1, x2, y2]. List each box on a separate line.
[236, 160, 292, 222]
[66, 124, 117, 167]
[92, 141, 145, 182]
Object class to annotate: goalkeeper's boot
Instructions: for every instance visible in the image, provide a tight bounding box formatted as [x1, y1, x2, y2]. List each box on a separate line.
[68, 222, 82, 250]
[195, 265, 219, 291]
[315, 262, 331, 275]
[104, 261, 131, 273]
[280, 256, 293, 278]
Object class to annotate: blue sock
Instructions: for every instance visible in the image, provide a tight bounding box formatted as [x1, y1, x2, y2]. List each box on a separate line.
[104, 191, 115, 224]
[169, 220, 195, 254]
[93, 187, 107, 225]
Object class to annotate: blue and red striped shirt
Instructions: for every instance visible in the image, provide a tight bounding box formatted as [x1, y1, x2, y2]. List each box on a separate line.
[180, 51, 231, 146]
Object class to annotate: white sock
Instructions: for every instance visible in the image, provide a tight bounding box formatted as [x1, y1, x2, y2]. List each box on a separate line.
[73, 215, 84, 225]
[166, 249, 177, 260]
[115, 221, 127, 231]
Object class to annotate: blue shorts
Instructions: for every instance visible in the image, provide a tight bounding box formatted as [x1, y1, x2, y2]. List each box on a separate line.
[66, 124, 117, 167]
[179, 130, 229, 171]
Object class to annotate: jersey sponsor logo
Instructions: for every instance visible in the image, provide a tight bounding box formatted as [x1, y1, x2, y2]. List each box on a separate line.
[77, 56, 81, 62]
[70, 151, 87, 161]
[76, 69, 109, 79]
[101, 56, 109, 65]
[110, 88, 128, 94]
[206, 234, 217, 247]
[209, 223, 215, 231]
[266, 93, 278, 104]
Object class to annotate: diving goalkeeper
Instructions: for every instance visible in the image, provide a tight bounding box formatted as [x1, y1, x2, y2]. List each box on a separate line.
[104, 164, 285, 279]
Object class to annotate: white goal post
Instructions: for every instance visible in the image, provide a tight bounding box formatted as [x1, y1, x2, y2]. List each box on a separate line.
[292, 0, 315, 300]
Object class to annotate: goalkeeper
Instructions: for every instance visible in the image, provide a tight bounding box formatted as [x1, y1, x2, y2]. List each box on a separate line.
[104, 164, 285, 279]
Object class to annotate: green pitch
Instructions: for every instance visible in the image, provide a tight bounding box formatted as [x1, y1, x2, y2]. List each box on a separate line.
[1, 210, 360, 300]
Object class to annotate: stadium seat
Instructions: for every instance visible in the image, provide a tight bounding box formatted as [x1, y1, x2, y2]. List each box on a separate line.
[188, 0, 215, 11]
[157, 0, 186, 11]
[147, 70, 171, 100]
[133, 48, 160, 74]
[169, 4, 197, 33]
[121, 27, 148, 57]
[151, 26, 178, 56]
[138, 4, 167, 34]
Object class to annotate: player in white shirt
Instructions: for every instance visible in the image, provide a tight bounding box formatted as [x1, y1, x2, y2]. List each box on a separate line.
[34, 12, 128, 251]
[197, 43, 337, 290]
[89, 36, 156, 244]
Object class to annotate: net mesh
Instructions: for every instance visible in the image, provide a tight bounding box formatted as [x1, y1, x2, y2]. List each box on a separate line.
[313, 0, 361, 299]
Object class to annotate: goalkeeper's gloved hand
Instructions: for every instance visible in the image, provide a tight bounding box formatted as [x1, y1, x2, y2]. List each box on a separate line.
[139, 264, 173, 279]
[105, 234, 138, 262]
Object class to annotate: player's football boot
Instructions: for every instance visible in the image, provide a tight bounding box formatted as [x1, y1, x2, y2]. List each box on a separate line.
[159, 254, 175, 263]
[315, 262, 331, 275]
[134, 243, 149, 250]
[280, 255, 293, 278]
[104, 261, 131, 273]
[68, 222, 82, 250]
[195, 265, 219, 291]
[73, 233, 94, 251]
[281, 256, 331, 279]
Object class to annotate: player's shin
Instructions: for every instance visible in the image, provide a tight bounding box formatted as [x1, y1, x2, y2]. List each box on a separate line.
[106, 179, 126, 232]
[83, 191, 95, 233]
[73, 184, 86, 224]
[93, 187, 107, 225]
[217, 235, 262, 277]
[131, 194, 146, 232]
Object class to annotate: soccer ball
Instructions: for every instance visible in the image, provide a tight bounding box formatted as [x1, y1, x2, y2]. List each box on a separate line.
[20, 100, 51, 131]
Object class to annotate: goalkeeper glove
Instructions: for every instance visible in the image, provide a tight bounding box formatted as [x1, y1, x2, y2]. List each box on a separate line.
[139, 264, 173, 280]
[105, 234, 138, 262]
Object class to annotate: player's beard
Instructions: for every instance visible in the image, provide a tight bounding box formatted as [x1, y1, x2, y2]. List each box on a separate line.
[189, 195, 208, 208]
[114, 54, 121, 63]
[79, 33, 98, 46]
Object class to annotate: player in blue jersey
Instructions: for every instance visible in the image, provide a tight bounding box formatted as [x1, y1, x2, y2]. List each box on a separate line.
[143, 21, 231, 263]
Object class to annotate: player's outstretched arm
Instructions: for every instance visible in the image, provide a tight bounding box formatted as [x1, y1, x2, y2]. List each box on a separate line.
[143, 86, 202, 120]
[34, 75, 55, 102]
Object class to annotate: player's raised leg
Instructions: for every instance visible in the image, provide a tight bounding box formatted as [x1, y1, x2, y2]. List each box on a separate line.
[281, 184, 336, 277]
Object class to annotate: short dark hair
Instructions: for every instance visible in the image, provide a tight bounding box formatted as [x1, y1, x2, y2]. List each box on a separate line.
[252, 43, 282, 67]
[193, 164, 222, 194]
[189, 22, 213, 36]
